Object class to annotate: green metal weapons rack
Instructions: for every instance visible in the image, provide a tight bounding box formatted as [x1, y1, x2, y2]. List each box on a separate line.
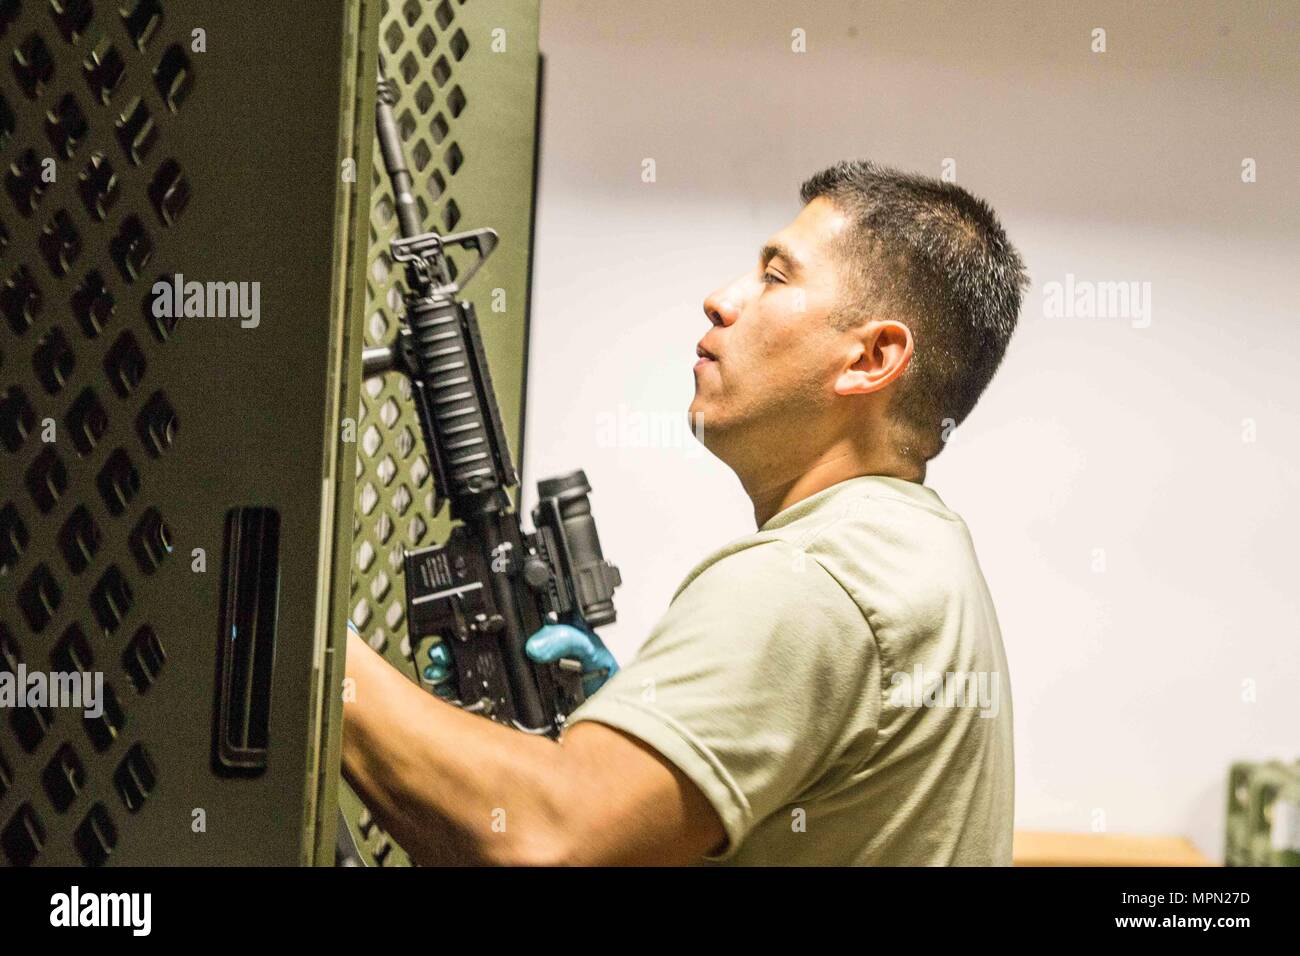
[341, 0, 540, 868]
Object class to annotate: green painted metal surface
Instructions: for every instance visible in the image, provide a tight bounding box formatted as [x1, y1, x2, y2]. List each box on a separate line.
[340, 0, 541, 867]
[0, 0, 374, 865]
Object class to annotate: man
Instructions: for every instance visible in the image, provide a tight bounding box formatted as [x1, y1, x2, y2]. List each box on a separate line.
[343, 160, 1027, 865]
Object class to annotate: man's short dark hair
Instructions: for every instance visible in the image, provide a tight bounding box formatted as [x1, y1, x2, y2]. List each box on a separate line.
[800, 160, 1028, 462]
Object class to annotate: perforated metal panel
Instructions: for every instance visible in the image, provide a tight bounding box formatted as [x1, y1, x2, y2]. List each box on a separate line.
[341, 0, 540, 866]
[0, 0, 375, 865]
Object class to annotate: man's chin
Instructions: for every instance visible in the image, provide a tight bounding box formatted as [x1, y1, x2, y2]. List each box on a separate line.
[687, 395, 718, 427]
[686, 400, 709, 444]
[687, 401, 738, 457]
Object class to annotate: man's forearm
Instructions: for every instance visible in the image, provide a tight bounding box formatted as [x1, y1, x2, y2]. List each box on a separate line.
[341, 632, 573, 866]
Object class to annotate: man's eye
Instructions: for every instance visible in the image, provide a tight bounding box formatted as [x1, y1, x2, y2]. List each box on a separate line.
[762, 271, 785, 285]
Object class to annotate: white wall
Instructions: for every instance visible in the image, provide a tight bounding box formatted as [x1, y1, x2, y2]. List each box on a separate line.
[522, 0, 1300, 860]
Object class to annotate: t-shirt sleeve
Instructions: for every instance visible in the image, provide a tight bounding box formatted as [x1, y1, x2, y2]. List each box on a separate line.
[564, 539, 880, 861]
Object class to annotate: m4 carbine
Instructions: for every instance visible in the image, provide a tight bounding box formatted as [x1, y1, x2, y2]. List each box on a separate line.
[360, 67, 622, 738]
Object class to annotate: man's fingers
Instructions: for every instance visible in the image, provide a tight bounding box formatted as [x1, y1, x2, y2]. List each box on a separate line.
[526, 624, 594, 664]
[422, 663, 452, 683]
[423, 641, 453, 684]
[427, 642, 452, 668]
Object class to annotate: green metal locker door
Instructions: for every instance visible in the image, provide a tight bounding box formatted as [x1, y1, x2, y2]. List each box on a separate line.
[0, 0, 376, 866]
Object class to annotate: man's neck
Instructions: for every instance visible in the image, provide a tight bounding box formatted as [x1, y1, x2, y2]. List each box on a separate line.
[742, 448, 924, 529]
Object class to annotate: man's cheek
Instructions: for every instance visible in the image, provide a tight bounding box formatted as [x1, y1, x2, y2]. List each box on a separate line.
[753, 336, 787, 368]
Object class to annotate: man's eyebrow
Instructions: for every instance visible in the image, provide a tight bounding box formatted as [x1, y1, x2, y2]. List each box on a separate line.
[760, 242, 803, 276]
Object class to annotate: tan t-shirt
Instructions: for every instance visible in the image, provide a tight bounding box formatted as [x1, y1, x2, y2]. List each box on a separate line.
[566, 475, 1014, 865]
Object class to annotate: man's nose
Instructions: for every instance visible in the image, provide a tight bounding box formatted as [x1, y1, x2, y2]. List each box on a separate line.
[702, 276, 748, 327]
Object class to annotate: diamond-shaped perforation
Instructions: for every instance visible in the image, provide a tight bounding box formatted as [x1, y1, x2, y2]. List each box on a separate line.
[353, 2, 474, 645]
[0, 0, 196, 866]
[347, 0, 494, 869]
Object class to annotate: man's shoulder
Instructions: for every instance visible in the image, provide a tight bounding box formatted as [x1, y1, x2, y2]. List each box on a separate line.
[664, 476, 990, 641]
[749, 478, 992, 641]
[668, 479, 970, 610]
[793, 481, 977, 586]
[670, 535, 842, 607]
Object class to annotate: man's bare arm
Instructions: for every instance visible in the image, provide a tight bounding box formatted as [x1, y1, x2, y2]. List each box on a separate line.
[342, 632, 725, 865]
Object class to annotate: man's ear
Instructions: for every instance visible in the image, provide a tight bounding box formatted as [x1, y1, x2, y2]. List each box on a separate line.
[834, 320, 914, 396]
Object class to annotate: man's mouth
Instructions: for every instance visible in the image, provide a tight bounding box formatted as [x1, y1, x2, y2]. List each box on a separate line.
[695, 342, 718, 366]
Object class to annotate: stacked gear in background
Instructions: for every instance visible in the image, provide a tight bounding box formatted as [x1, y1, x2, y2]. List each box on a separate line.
[1225, 760, 1300, 866]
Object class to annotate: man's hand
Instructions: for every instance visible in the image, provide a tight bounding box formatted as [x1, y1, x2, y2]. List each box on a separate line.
[342, 630, 725, 865]
[352, 618, 618, 699]
[526, 622, 619, 696]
